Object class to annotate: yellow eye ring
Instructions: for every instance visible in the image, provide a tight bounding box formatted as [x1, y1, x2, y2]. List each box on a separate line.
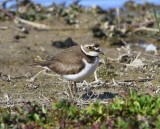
[87, 46, 92, 50]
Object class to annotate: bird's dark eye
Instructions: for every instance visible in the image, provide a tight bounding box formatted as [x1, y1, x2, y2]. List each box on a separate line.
[88, 46, 92, 50]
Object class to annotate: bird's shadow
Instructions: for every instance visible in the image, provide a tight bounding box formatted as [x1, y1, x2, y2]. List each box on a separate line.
[81, 90, 118, 100]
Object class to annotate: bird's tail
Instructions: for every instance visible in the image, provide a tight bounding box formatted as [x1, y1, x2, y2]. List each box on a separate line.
[31, 56, 50, 67]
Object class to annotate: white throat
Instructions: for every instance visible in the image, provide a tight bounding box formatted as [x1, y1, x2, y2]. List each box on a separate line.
[81, 45, 99, 57]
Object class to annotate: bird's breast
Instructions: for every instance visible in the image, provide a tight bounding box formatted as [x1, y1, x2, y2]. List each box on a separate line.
[63, 57, 99, 81]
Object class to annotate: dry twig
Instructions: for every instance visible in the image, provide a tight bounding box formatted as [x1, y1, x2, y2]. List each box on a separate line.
[14, 17, 50, 30]
[133, 26, 159, 33]
[0, 26, 8, 30]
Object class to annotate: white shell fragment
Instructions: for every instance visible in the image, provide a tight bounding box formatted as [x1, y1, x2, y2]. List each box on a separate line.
[145, 44, 157, 52]
[126, 59, 145, 68]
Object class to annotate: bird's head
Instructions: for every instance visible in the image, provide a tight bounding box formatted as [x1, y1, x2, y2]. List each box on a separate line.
[81, 42, 104, 56]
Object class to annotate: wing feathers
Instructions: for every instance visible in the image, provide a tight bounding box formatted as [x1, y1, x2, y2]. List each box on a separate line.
[48, 60, 85, 75]
[33, 45, 88, 75]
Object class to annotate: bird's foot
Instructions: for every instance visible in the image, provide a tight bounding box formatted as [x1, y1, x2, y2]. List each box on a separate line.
[77, 80, 91, 90]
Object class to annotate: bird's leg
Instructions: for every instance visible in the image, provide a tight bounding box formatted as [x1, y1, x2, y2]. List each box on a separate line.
[90, 70, 104, 84]
[90, 70, 104, 85]
[74, 82, 78, 93]
[67, 81, 74, 99]
[69, 82, 79, 98]
[94, 70, 99, 82]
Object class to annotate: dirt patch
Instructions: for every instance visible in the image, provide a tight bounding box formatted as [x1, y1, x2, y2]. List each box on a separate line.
[0, 1, 160, 106]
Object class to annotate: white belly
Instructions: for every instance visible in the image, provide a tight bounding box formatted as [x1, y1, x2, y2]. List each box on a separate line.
[63, 57, 99, 81]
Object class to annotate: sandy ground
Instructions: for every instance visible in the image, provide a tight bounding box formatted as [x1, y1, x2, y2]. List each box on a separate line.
[0, 14, 160, 106]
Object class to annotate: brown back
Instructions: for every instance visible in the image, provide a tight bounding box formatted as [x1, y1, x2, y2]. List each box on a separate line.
[46, 45, 96, 75]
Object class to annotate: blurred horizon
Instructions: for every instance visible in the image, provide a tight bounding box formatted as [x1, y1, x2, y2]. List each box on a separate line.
[1, 0, 160, 9]
[35, 0, 160, 8]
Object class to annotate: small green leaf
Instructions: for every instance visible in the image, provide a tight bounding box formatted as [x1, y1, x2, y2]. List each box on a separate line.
[34, 113, 40, 121]
[42, 105, 47, 114]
